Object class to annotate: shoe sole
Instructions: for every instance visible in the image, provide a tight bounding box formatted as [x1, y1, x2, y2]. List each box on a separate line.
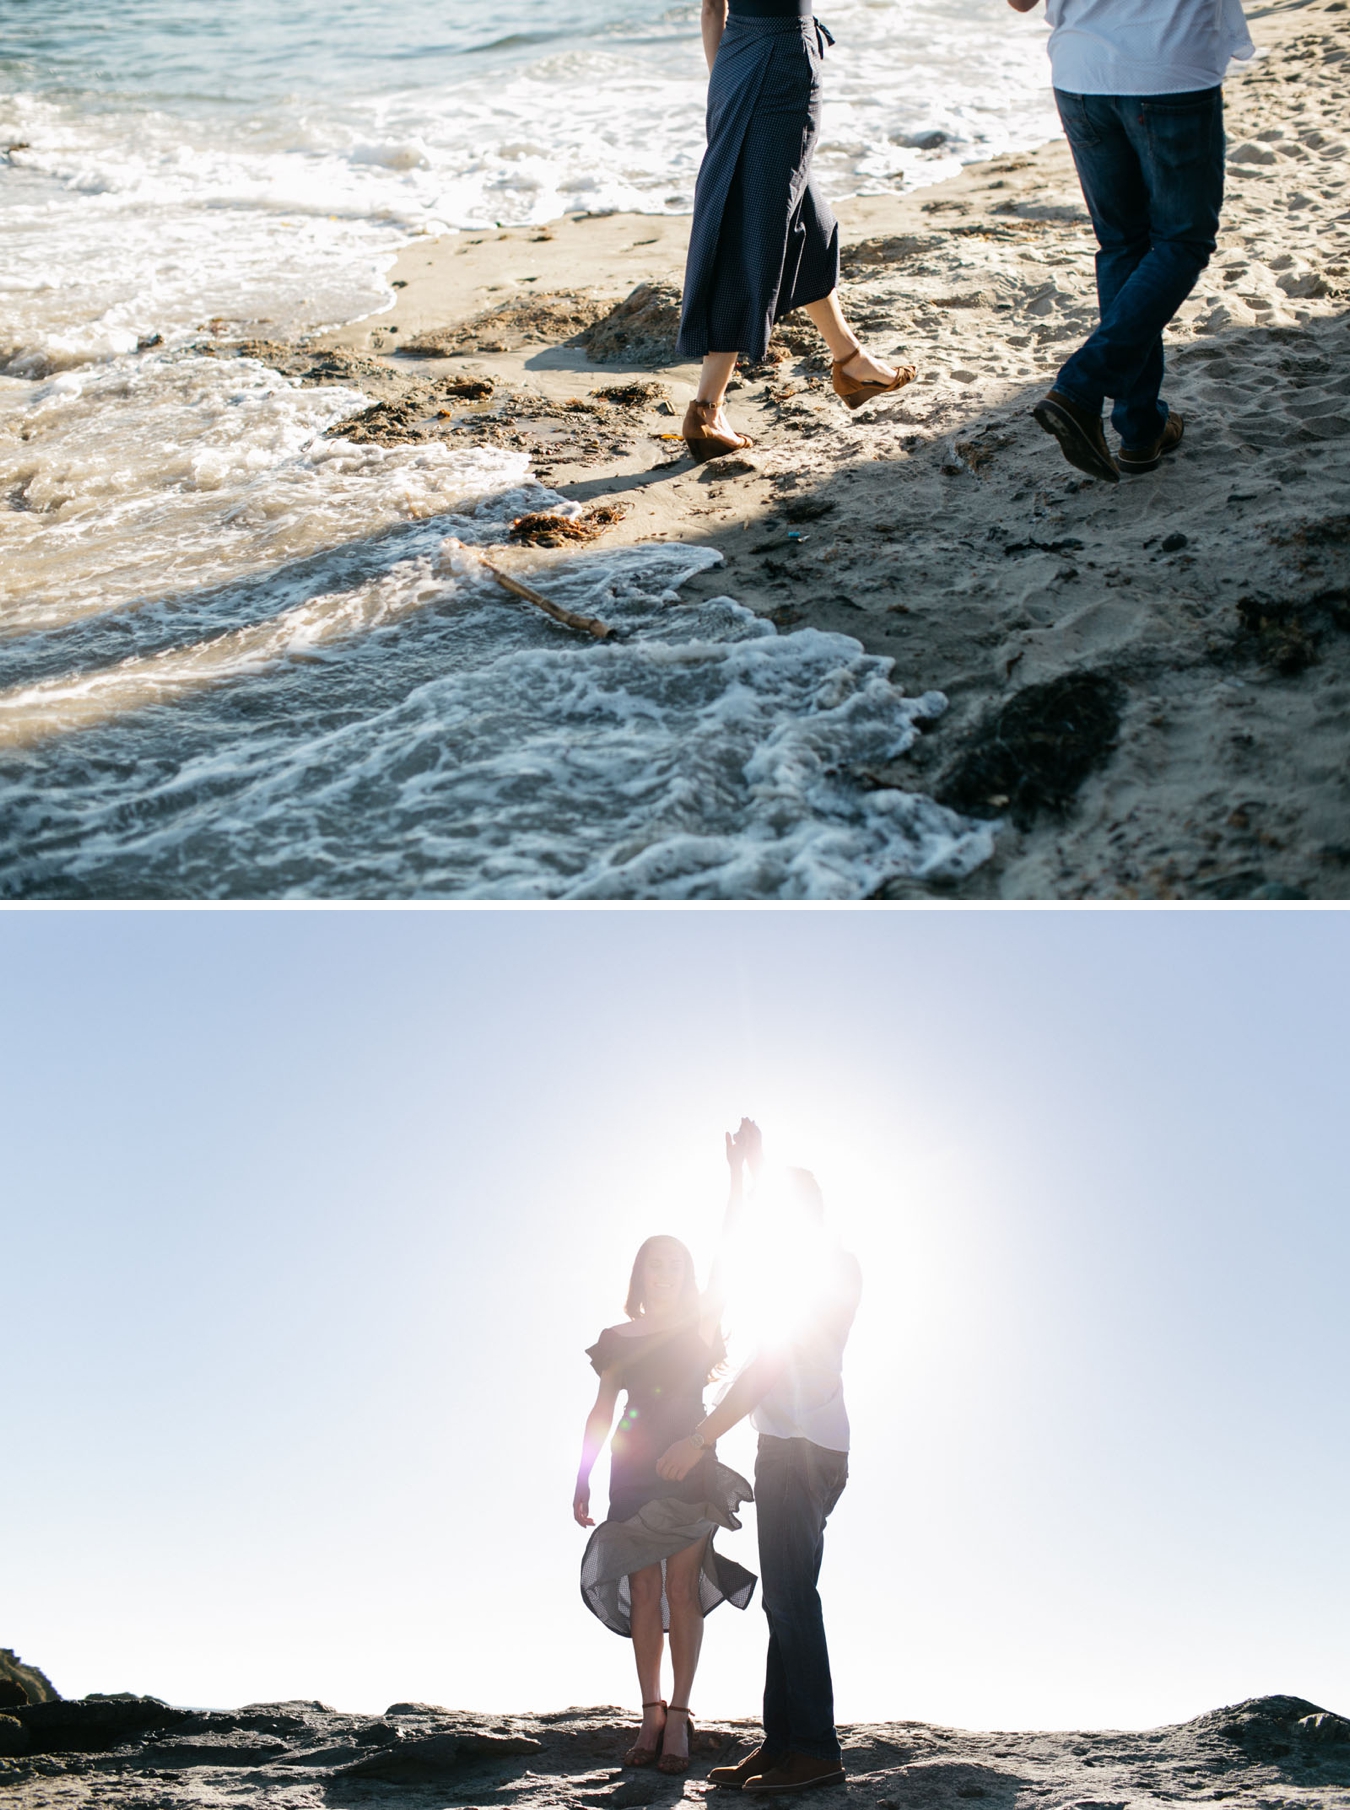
[1032, 398, 1120, 484]
[1118, 418, 1185, 475]
[742, 1772, 847, 1796]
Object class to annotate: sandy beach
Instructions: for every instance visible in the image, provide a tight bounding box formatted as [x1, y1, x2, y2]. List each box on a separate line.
[234, 0, 1350, 900]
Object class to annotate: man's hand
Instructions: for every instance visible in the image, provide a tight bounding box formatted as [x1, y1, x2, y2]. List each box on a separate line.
[573, 1484, 594, 1527]
[727, 1117, 763, 1175]
[657, 1437, 708, 1481]
[1007, 0, 1041, 13]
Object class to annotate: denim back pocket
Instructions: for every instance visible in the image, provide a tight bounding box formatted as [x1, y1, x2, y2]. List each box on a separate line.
[1054, 89, 1099, 149]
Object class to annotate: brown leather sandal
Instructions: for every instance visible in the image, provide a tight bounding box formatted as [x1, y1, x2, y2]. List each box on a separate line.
[623, 1702, 667, 1769]
[682, 400, 754, 463]
[657, 1706, 695, 1775]
[832, 355, 917, 411]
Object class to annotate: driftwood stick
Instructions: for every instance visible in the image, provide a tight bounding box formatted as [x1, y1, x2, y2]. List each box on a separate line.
[440, 538, 613, 640]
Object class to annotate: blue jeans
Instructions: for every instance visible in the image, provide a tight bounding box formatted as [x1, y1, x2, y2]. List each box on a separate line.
[1053, 86, 1225, 446]
[756, 1435, 849, 1764]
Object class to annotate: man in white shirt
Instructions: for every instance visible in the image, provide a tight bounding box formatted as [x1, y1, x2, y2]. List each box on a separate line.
[658, 1165, 861, 1797]
[1010, 0, 1254, 481]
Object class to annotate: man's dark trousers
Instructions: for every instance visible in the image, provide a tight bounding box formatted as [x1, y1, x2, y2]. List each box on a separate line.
[1053, 86, 1225, 447]
[755, 1434, 849, 1764]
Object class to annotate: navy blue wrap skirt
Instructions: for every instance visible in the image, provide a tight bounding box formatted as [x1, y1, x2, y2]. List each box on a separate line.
[676, 14, 840, 362]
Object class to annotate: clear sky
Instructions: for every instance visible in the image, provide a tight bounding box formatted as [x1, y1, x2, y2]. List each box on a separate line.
[3, 908, 1347, 1733]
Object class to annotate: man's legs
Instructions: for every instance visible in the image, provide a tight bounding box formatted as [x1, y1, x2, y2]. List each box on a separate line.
[755, 1435, 849, 1764]
[1053, 87, 1224, 446]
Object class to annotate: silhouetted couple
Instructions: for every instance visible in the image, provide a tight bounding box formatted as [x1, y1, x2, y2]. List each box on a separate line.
[574, 1120, 862, 1795]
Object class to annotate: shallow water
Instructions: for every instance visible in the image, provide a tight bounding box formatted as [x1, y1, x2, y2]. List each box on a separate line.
[0, 0, 1040, 896]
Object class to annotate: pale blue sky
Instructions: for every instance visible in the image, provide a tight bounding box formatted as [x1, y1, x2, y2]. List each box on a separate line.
[2, 909, 1346, 1730]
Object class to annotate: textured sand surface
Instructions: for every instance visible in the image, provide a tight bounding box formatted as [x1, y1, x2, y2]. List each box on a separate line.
[243, 0, 1350, 899]
[2, 1693, 1349, 1810]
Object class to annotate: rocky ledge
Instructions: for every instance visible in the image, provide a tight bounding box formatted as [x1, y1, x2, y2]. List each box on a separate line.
[1, 1691, 1348, 1810]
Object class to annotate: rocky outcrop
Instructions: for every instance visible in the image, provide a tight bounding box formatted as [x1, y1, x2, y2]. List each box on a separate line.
[2, 1692, 1348, 1809]
[0, 1648, 58, 1706]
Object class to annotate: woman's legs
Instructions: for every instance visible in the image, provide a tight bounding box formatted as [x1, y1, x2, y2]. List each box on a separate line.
[662, 1542, 708, 1761]
[692, 290, 906, 431]
[628, 1565, 667, 1753]
[802, 292, 900, 385]
[696, 352, 740, 410]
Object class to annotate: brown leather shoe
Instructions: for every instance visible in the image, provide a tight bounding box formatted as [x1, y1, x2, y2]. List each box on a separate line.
[1032, 389, 1119, 484]
[710, 1745, 783, 1789]
[832, 355, 916, 410]
[743, 1753, 847, 1795]
[1118, 410, 1184, 473]
[682, 399, 754, 463]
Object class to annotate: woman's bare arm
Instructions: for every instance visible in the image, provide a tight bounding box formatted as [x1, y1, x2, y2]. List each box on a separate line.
[573, 1372, 621, 1526]
[702, 0, 729, 72]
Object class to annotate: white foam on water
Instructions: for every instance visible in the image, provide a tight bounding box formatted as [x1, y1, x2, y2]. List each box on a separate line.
[0, 350, 538, 634]
[1, 0, 1055, 373]
[0, 534, 994, 899]
[0, 0, 1014, 897]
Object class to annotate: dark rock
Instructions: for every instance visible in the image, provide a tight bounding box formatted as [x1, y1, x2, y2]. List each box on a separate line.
[936, 672, 1124, 827]
[384, 1701, 450, 1716]
[12, 1696, 188, 1753]
[1199, 1695, 1328, 1763]
[342, 1728, 542, 1783]
[0, 1648, 58, 1705]
[0, 1681, 28, 1710]
[1160, 532, 1188, 552]
[0, 1713, 28, 1756]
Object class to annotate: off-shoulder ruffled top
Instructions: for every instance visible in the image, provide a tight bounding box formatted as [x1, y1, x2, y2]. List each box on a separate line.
[587, 1319, 725, 1523]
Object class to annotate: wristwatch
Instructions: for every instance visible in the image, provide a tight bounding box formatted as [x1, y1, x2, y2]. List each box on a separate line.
[688, 1430, 707, 1449]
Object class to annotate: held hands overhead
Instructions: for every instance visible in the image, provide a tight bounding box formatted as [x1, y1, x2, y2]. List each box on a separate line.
[726, 1116, 763, 1180]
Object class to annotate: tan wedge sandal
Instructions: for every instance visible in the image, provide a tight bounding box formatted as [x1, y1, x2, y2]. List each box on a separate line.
[657, 1706, 695, 1775]
[623, 1701, 667, 1769]
[832, 356, 917, 411]
[682, 400, 755, 463]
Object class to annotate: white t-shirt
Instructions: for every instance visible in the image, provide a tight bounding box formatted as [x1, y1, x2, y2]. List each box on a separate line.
[750, 1250, 861, 1453]
[1046, 0, 1254, 95]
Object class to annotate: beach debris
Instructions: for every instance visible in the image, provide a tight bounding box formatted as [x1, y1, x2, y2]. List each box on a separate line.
[577, 282, 684, 364]
[439, 538, 615, 640]
[398, 291, 611, 357]
[324, 397, 429, 444]
[1235, 588, 1350, 673]
[936, 671, 1125, 827]
[508, 504, 627, 546]
[782, 496, 835, 522]
[591, 381, 672, 409]
[442, 374, 495, 401]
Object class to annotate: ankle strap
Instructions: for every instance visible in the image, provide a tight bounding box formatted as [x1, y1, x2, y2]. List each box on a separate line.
[641, 1700, 667, 1709]
[667, 1705, 691, 1715]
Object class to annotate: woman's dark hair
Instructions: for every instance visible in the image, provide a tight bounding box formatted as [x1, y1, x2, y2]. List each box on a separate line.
[625, 1235, 700, 1321]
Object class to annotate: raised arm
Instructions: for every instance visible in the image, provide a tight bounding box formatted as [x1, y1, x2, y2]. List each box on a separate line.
[573, 1371, 621, 1527]
[702, 0, 729, 73]
[700, 1116, 762, 1332]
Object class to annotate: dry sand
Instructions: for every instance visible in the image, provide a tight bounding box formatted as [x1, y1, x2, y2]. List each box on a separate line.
[243, 0, 1350, 899]
[2, 1691, 1349, 1810]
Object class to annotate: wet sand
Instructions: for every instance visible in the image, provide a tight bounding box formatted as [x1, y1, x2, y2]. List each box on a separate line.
[264, 0, 1350, 899]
